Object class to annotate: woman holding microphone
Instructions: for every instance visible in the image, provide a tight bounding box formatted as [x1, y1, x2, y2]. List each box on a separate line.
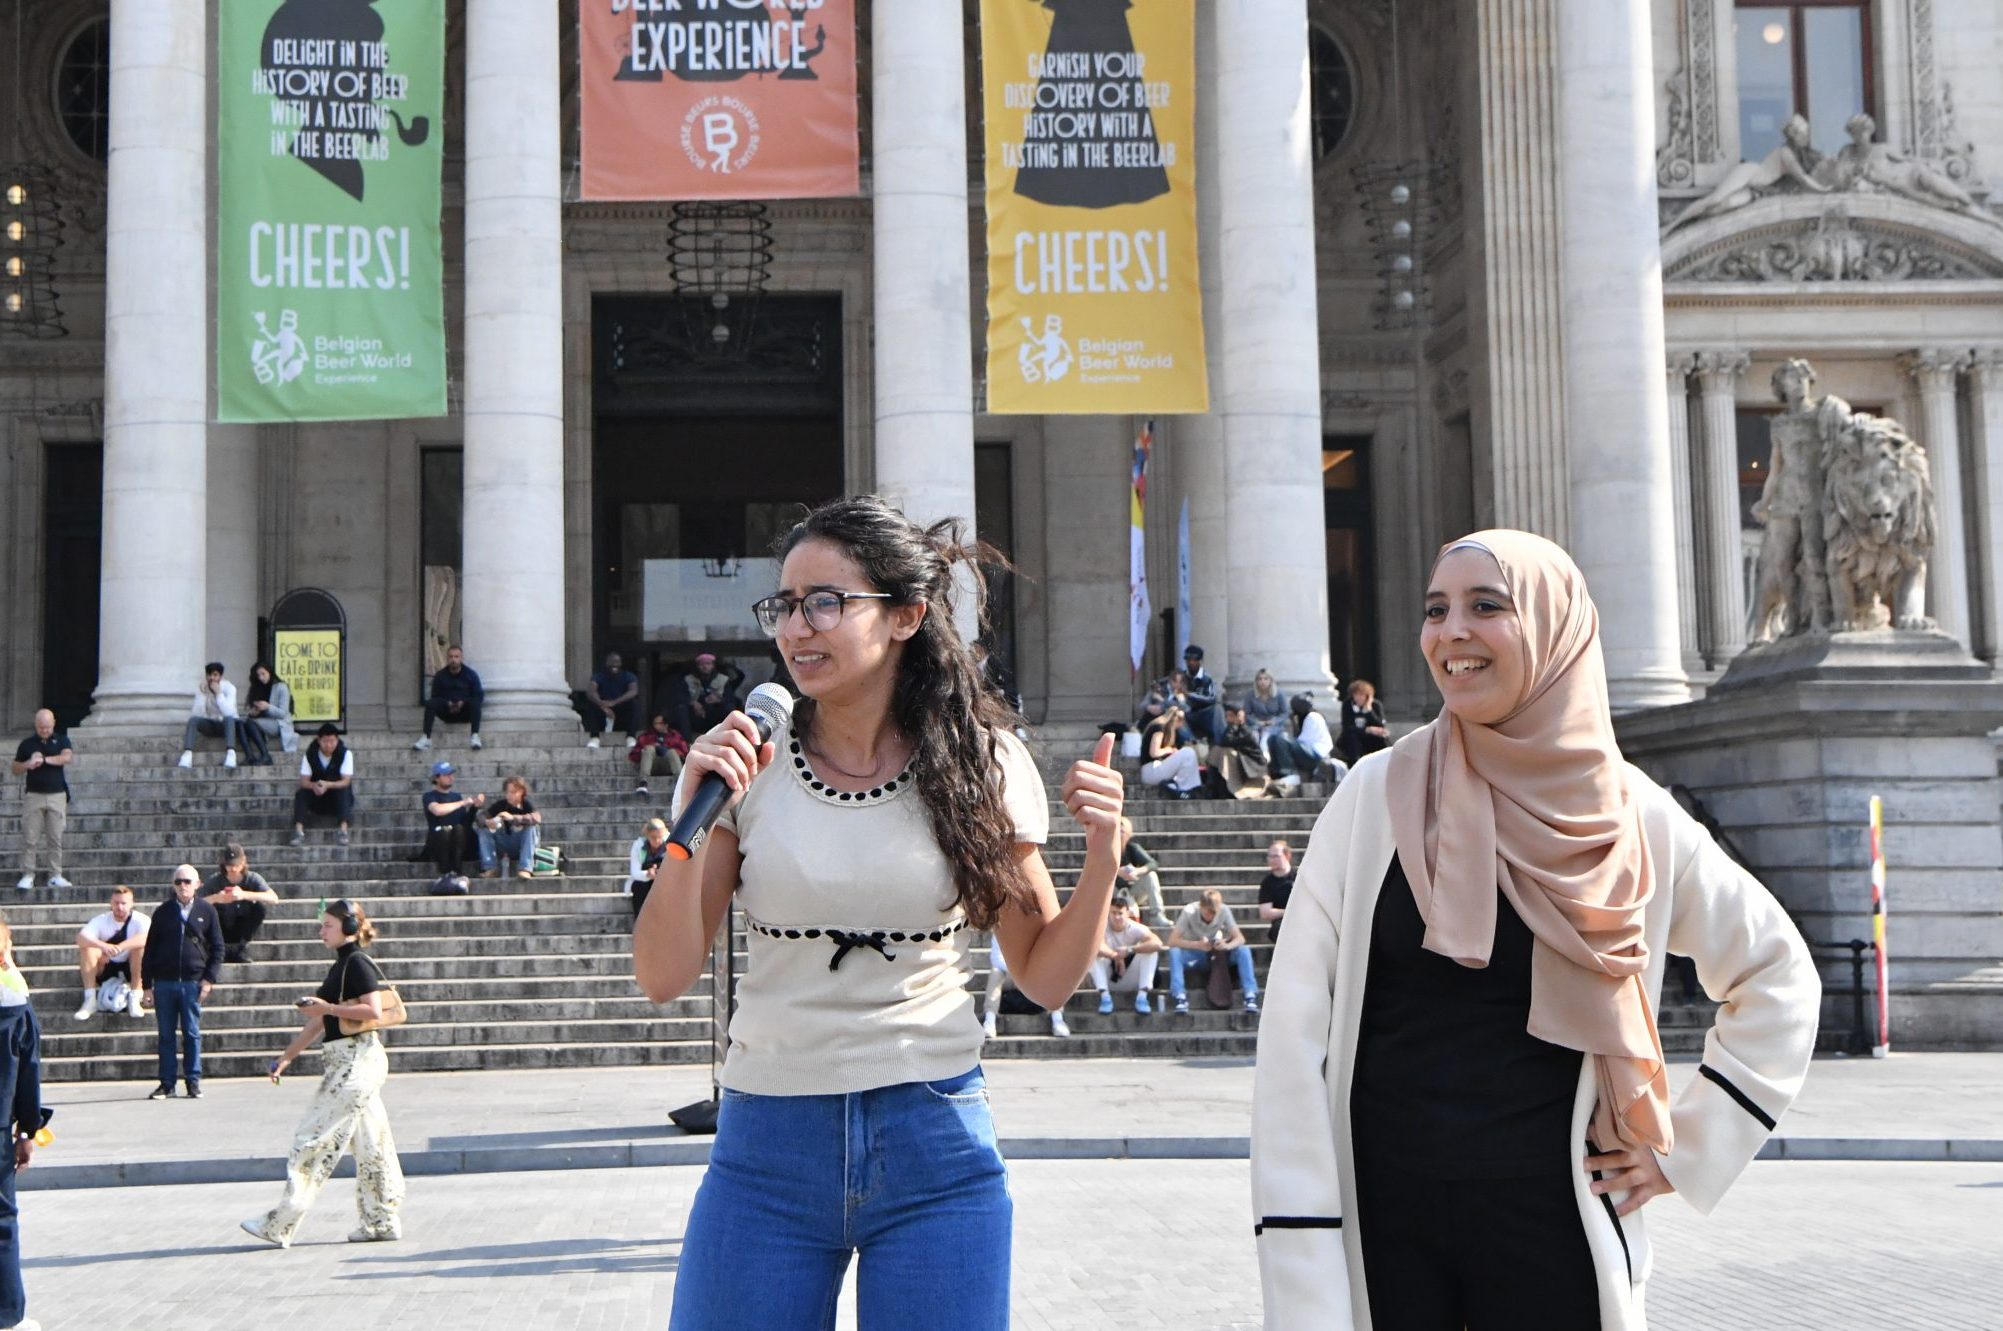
[635, 495, 1123, 1330]
[242, 899, 405, 1248]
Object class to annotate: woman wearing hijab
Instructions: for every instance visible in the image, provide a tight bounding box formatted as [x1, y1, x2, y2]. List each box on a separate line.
[1251, 531, 1820, 1331]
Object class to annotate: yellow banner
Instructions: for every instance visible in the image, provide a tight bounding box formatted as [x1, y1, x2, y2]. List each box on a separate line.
[275, 629, 343, 723]
[982, 0, 1207, 415]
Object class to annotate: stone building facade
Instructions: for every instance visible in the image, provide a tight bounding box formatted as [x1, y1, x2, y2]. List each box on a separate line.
[4, 0, 2003, 736]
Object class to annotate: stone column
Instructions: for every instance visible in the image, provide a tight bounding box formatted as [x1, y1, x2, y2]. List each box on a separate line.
[206, 425, 262, 680]
[1215, 0, 1334, 699]
[1040, 418, 1133, 720]
[1664, 354, 1702, 676]
[1471, 0, 1568, 535]
[1967, 351, 2003, 664]
[1693, 350, 1751, 667]
[1177, 2, 1228, 673]
[89, 0, 208, 731]
[1555, 0, 1687, 708]
[460, 0, 574, 725]
[869, 0, 976, 534]
[1902, 349, 1974, 645]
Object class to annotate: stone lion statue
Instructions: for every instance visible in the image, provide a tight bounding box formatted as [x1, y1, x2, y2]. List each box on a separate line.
[1823, 413, 1936, 632]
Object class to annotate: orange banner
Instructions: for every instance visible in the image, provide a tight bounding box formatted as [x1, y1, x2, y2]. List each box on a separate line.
[579, 0, 859, 202]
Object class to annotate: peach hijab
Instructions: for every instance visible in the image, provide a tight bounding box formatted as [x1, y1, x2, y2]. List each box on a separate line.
[1385, 530, 1672, 1155]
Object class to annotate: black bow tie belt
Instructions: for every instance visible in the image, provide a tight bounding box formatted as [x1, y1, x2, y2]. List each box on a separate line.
[748, 915, 971, 972]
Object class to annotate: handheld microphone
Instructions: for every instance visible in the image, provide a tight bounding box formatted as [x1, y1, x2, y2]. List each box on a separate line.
[667, 682, 795, 861]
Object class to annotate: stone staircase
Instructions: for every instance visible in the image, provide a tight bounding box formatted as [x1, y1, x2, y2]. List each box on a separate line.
[0, 722, 1716, 1082]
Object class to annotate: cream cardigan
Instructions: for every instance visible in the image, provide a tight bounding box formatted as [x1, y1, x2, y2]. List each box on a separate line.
[1252, 751, 1821, 1330]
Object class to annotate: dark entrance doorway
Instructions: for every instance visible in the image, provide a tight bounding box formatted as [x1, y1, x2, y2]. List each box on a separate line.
[592, 294, 845, 720]
[1324, 435, 1378, 688]
[43, 443, 103, 727]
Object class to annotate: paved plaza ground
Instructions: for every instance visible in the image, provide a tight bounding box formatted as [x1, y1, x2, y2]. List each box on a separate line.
[12, 1054, 2002, 1327]
[15, 1159, 2002, 1329]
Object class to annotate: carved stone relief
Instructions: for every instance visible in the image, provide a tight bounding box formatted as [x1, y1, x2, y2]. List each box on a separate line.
[1670, 206, 2000, 283]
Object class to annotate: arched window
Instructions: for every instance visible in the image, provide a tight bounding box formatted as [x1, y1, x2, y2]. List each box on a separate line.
[1308, 25, 1356, 160]
[56, 20, 112, 165]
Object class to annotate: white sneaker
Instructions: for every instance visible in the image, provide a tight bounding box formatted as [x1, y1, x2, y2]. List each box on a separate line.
[1049, 1012, 1072, 1038]
[586, 736, 601, 749]
[176, 750, 194, 769]
[239, 1217, 290, 1249]
[73, 997, 94, 1022]
[411, 735, 432, 751]
[223, 749, 238, 769]
[127, 989, 145, 1018]
[626, 735, 638, 749]
[1278, 773, 1302, 791]
[47, 874, 70, 889]
[13, 875, 30, 892]
[469, 733, 483, 750]
[348, 1222, 402, 1242]
[981, 1010, 998, 1038]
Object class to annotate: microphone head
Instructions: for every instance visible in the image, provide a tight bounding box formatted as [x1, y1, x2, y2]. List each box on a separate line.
[744, 682, 796, 740]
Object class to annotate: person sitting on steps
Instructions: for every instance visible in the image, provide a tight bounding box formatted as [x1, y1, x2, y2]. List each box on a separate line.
[1167, 888, 1259, 1015]
[477, 775, 542, 879]
[291, 724, 355, 847]
[73, 885, 148, 1021]
[1139, 703, 1203, 800]
[1090, 891, 1163, 1015]
[200, 841, 281, 964]
[412, 646, 484, 752]
[177, 662, 244, 770]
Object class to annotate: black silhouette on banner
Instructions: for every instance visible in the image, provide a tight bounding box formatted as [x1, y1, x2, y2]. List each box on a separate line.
[614, 9, 831, 83]
[1013, 0, 1169, 209]
[257, 0, 431, 203]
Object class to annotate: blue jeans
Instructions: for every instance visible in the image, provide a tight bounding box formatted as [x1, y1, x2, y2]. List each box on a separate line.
[1168, 946, 1258, 999]
[669, 1067, 1011, 1330]
[478, 823, 540, 872]
[153, 980, 203, 1089]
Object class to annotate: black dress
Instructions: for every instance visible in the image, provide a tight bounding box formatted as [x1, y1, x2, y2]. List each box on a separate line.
[1349, 856, 1602, 1330]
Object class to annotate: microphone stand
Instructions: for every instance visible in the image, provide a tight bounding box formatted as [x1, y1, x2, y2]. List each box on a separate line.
[668, 900, 734, 1134]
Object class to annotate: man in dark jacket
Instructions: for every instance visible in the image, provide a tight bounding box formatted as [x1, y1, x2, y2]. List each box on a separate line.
[413, 645, 484, 751]
[141, 866, 223, 1100]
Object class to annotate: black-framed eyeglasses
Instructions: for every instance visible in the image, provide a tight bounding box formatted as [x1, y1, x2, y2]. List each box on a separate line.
[172, 876, 197, 886]
[751, 590, 893, 637]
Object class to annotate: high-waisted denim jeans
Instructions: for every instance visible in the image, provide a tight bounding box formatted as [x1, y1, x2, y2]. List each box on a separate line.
[668, 1066, 1011, 1331]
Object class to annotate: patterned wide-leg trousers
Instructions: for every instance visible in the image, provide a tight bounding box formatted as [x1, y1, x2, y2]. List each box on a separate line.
[260, 1032, 406, 1241]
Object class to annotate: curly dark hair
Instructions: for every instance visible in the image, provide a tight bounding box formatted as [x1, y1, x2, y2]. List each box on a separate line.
[776, 495, 1032, 929]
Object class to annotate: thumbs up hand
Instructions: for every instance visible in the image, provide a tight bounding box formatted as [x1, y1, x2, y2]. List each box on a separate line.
[1060, 732, 1125, 857]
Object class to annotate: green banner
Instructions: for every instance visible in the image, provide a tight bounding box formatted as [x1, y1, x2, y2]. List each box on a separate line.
[217, 0, 445, 422]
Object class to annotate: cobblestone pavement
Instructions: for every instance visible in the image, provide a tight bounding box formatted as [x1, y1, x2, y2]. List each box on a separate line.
[15, 1160, 1999, 1329]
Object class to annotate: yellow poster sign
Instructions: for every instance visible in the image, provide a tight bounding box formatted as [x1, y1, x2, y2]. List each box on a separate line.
[275, 629, 343, 723]
[982, 0, 1206, 415]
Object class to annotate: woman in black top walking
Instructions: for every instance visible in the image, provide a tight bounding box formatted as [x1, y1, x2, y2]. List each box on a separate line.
[241, 899, 405, 1248]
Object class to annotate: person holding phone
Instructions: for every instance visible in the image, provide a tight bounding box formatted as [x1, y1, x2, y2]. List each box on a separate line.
[242, 899, 404, 1248]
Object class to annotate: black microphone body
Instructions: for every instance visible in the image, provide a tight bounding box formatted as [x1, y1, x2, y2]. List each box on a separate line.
[667, 683, 794, 861]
